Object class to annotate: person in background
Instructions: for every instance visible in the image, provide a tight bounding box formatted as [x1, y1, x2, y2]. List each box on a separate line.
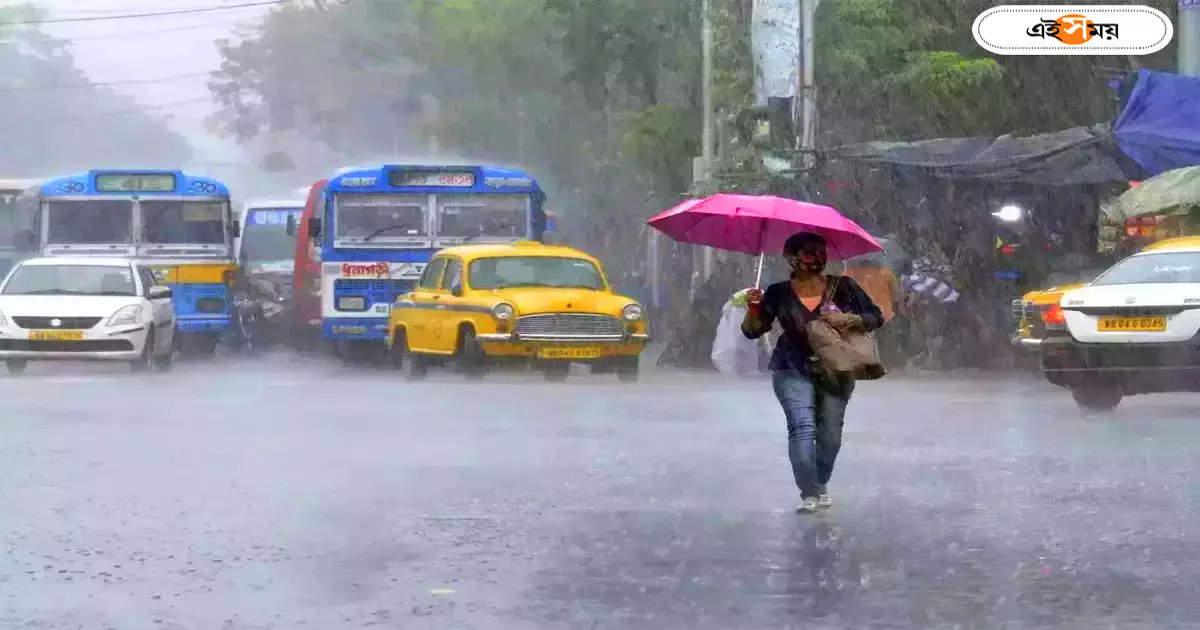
[741, 232, 884, 513]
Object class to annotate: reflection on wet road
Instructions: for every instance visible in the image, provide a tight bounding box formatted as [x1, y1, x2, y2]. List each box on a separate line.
[2, 359, 1198, 628]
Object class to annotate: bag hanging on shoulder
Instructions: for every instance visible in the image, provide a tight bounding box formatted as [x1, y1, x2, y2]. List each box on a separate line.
[805, 275, 887, 381]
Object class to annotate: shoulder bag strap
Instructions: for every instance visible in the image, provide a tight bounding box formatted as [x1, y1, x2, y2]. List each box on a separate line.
[819, 274, 841, 309]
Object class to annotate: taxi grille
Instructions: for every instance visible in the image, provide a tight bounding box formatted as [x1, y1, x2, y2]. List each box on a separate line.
[11, 316, 102, 330]
[0, 339, 133, 352]
[516, 313, 623, 337]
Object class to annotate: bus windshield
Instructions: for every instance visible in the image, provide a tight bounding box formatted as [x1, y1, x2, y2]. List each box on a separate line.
[437, 194, 527, 239]
[241, 208, 299, 263]
[46, 199, 133, 244]
[140, 200, 226, 244]
[335, 193, 427, 241]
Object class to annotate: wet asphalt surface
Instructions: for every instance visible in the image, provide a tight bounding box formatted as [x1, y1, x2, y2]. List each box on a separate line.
[2, 354, 1200, 629]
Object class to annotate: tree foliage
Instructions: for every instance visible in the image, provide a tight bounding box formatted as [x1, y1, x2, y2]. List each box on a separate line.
[0, 5, 191, 174]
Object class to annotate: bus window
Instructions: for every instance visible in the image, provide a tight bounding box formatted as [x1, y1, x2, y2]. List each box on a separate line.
[140, 200, 225, 244]
[437, 194, 526, 239]
[46, 199, 133, 244]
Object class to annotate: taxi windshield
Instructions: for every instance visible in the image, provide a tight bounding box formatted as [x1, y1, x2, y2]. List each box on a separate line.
[2, 264, 136, 296]
[1092, 252, 1200, 285]
[468, 256, 603, 290]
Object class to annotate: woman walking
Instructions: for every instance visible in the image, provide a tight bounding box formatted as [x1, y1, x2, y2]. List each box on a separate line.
[742, 232, 883, 513]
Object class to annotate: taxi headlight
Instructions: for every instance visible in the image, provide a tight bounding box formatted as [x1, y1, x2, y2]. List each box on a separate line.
[337, 296, 366, 311]
[621, 303, 644, 321]
[491, 303, 515, 320]
[107, 305, 143, 327]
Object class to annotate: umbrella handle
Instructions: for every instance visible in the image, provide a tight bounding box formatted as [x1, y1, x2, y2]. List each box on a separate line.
[755, 252, 764, 289]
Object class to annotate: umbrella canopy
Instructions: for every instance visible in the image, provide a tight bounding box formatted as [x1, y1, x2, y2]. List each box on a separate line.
[1106, 166, 1200, 221]
[647, 194, 883, 259]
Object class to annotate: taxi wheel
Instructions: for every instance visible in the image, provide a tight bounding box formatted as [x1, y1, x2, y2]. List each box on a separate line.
[458, 328, 486, 380]
[616, 356, 639, 383]
[394, 331, 428, 381]
[154, 342, 175, 373]
[130, 329, 154, 372]
[1072, 386, 1122, 412]
[542, 361, 569, 382]
[6, 359, 27, 375]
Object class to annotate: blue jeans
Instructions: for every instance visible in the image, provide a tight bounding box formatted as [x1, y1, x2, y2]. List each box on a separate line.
[771, 369, 854, 498]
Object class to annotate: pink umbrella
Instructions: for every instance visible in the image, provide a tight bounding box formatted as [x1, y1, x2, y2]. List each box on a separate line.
[647, 194, 883, 286]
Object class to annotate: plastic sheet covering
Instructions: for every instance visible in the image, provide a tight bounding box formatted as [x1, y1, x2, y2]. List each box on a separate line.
[830, 125, 1133, 185]
[751, 0, 799, 107]
[1114, 70, 1200, 177]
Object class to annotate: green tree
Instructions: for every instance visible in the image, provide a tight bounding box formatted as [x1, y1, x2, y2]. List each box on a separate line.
[0, 5, 191, 174]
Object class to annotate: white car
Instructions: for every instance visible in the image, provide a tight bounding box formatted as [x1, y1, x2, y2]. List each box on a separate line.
[1040, 238, 1200, 410]
[0, 257, 176, 374]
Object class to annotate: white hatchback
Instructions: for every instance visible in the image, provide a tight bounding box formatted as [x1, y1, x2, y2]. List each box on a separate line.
[0, 257, 176, 374]
[1040, 240, 1200, 410]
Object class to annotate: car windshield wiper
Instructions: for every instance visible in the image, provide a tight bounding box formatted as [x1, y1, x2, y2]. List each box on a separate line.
[362, 224, 421, 241]
[94, 290, 135, 296]
[18, 289, 84, 295]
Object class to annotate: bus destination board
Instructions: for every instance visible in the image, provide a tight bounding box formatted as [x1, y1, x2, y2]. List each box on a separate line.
[389, 171, 475, 188]
[95, 174, 177, 193]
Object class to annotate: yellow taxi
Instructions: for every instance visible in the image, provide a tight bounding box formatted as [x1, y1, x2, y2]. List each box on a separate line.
[386, 241, 648, 381]
[1012, 282, 1088, 351]
[1012, 236, 1200, 351]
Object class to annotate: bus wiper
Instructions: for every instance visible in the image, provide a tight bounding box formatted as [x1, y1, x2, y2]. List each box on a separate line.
[362, 224, 420, 241]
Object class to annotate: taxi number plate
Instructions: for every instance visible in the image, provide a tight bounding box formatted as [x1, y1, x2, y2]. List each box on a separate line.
[1097, 316, 1166, 332]
[538, 346, 603, 359]
[29, 330, 84, 341]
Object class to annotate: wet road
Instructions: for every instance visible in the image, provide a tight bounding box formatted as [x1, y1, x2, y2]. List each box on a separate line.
[2, 357, 1200, 629]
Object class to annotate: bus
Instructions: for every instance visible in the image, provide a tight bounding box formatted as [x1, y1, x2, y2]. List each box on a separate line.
[290, 179, 328, 351]
[309, 164, 548, 360]
[0, 178, 41, 277]
[237, 198, 304, 281]
[36, 170, 238, 355]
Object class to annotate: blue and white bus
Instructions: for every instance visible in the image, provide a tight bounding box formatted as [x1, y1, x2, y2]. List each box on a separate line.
[36, 170, 238, 354]
[313, 164, 549, 359]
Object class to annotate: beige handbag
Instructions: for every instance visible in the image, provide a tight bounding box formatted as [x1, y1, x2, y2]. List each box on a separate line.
[805, 276, 887, 381]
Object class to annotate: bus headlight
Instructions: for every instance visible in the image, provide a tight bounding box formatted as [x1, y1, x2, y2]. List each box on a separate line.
[621, 304, 644, 321]
[491, 303, 515, 321]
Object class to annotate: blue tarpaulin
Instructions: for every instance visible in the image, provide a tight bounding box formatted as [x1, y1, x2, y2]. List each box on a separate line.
[1114, 70, 1200, 177]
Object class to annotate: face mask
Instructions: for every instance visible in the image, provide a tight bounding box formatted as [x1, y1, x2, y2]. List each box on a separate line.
[789, 250, 827, 275]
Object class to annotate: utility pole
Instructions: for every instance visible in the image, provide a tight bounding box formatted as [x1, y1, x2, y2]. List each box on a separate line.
[700, 0, 716, 279]
[798, 0, 819, 171]
[1181, 0, 1200, 75]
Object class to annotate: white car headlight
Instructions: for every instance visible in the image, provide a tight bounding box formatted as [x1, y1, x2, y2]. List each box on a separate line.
[107, 305, 143, 327]
[491, 302, 515, 320]
[0, 309, 6, 327]
[621, 303, 644, 321]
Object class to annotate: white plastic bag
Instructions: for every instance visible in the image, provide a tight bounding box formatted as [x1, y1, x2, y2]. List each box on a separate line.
[712, 290, 764, 377]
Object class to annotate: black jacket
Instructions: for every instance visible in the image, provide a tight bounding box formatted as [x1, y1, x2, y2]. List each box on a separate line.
[741, 275, 883, 373]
